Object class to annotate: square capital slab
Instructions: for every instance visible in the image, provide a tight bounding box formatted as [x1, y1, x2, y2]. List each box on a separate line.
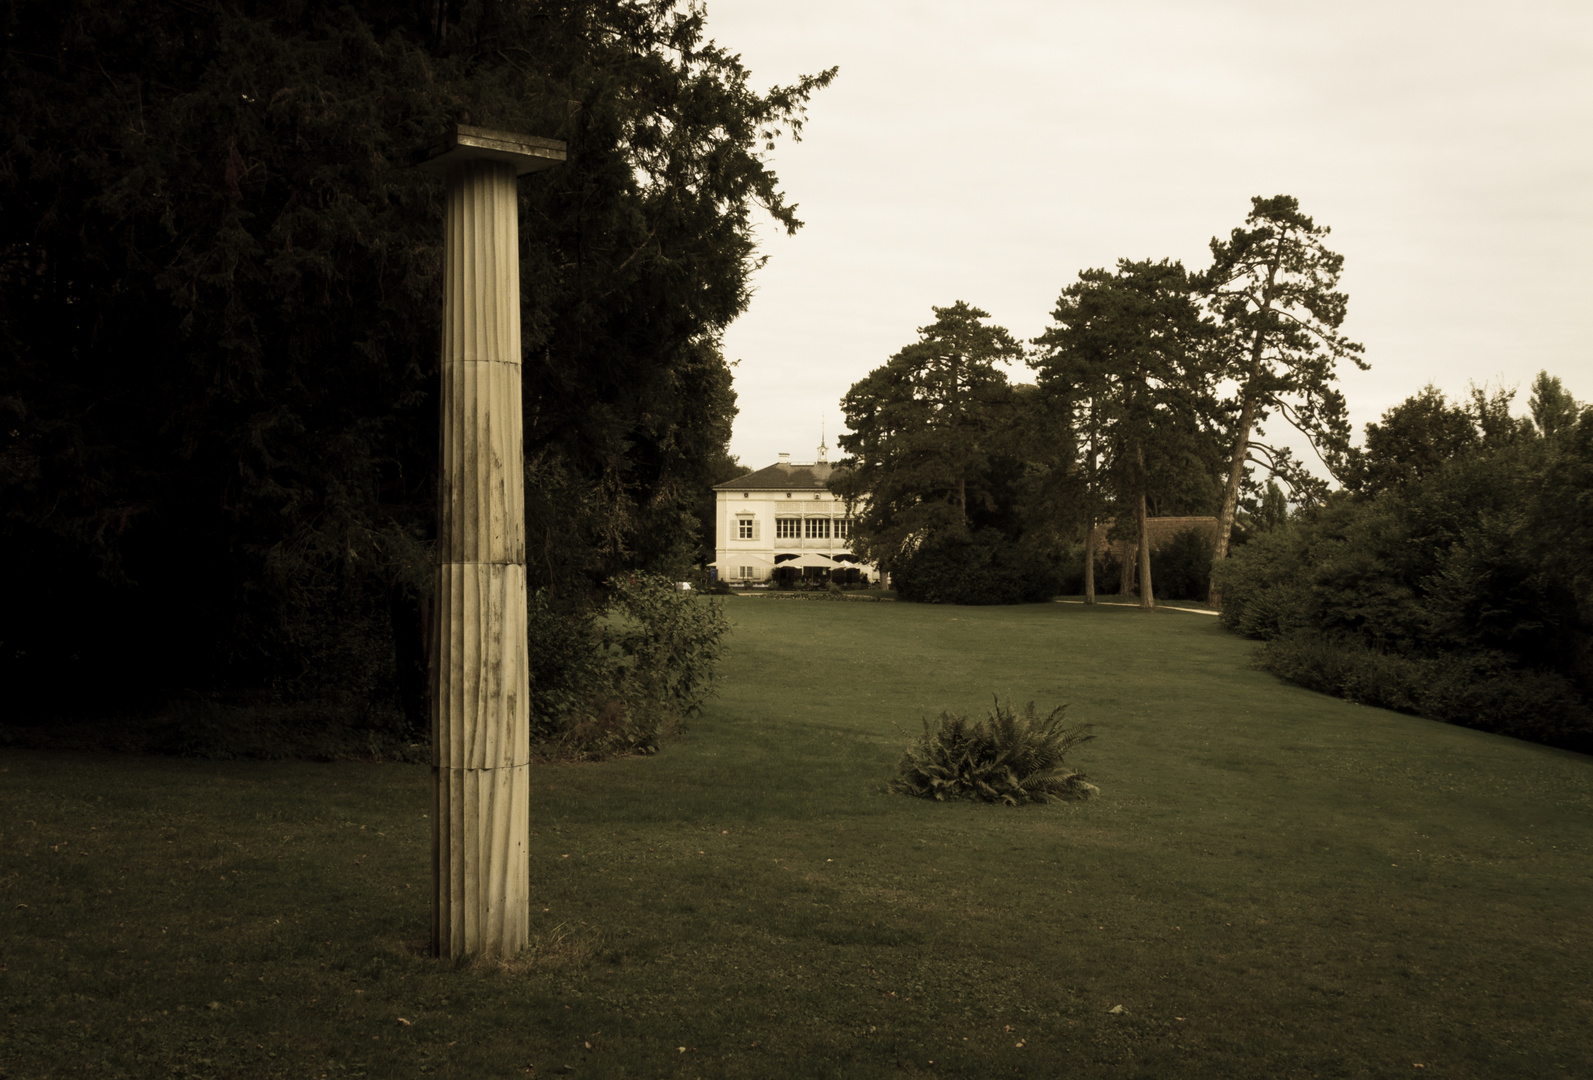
[415, 124, 566, 176]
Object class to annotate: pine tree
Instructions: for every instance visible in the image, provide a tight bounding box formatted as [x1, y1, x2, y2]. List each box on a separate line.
[1032, 260, 1218, 610]
[834, 302, 1024, 573]
[1200, 195, 1365, 602]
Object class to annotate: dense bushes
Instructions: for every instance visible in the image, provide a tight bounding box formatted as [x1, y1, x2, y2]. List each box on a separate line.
[1053, 526, 1214, 601]
[1256, 633, 1590, 749]
[3, 572, 730, 761]
[891, 699, 1096, 804]
[527, 573, 729, 759]
[893, 529, 1061, 605]
[1150, 527, 1217, 601]
[1214, 401, 1593, 752]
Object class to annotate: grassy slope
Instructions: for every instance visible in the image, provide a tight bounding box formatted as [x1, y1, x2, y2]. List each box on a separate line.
[3, 600, 1590, 1079]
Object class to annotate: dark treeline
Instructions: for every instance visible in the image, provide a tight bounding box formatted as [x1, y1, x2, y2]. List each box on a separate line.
[834, 197, 1363, 609]
[1, 0, 831, 744]
[833, 205, 1590, 751]
[1216, 377, 1593, 752]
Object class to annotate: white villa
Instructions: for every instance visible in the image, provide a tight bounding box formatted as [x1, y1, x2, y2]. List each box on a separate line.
[710, 445, 879, 586]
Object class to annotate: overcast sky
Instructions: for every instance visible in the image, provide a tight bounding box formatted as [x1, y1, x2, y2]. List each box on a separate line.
[706, 0, 1593, 472]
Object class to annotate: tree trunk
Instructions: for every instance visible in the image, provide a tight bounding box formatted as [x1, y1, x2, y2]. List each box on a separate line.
[1208, 241, 1284, 606]
[1082, 432, 1099, 604]
[1136, 443, 1154, 610]
[1083, 513, 1097, 604]
[1209, 388, 1259, 605]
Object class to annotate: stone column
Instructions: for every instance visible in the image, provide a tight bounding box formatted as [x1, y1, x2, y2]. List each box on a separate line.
[417, 126, 564, 959]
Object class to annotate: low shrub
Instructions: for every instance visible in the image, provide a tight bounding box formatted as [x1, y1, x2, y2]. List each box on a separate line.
[890, 698, 1097, 805]
[1054, 540, 1121, 597]
[763, 588, 880, 602]
[553, 694, 675, 762]
[1258, 631, 1593, 753]
[0, 692, 428, 762]
[528, 573, 730, 760]
[11, 575, 729, 764]
[894, 530, 1062, 605]
[603, 571, 729, 725]
[1053, 539, 1088, 595]
[1257, 632, 1419, 712]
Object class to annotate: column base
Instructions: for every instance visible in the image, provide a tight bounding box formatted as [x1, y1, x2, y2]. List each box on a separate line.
[432, 761, 530, 959]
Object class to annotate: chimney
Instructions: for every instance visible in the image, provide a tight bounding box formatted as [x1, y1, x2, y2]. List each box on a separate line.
[778, 452, 790, 465]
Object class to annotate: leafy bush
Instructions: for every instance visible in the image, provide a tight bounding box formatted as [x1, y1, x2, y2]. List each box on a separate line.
[553, 694, 670, 762]
[894, 530, 1061, 605]
[1053, 539, 1122, 597]
[527, 573, 730, 760]
[526, 591, 611, 738]
[1053, 539, 1088, 595]
[890, 699, 1097, 804]
[0, 691, 430, 762]
[1214, 435, 1593, 752]
[765, 591, 876, 601]
[1211, 522, 1317, 640]
[603, 572, 729, 724]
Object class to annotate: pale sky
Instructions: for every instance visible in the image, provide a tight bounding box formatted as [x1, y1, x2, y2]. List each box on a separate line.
[709, 0, 1593, 473]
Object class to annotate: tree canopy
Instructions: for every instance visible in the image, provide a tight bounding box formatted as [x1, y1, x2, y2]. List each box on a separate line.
[1200, 195, 1365, 594]
[0, 0, 834, 715]
[1342, 385, 1477, 494]
[832, 301, 1024, 571]
[1214, 376, 1593, 752]
[1031, 259, 1220, 607]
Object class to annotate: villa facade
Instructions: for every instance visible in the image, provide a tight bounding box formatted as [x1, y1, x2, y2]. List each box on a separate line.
[710, 450, 879, 585]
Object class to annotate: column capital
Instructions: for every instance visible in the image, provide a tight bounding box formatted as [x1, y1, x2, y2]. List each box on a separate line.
[415, 124, 566, 176]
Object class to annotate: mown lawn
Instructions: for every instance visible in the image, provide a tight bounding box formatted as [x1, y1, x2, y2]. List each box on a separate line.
[4, 599, 1591, 1078]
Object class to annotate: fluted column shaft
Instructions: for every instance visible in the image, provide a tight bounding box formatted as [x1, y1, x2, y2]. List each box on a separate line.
[432, 157, 530, 960]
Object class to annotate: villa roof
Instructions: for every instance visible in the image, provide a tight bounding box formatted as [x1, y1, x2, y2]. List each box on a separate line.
[714, 460, 848, 492]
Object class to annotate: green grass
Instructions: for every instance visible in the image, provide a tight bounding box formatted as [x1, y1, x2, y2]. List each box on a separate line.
[4, 600, 1591, 1078]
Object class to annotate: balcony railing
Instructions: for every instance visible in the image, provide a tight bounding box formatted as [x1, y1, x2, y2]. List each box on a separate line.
[771, 538, 853, 551]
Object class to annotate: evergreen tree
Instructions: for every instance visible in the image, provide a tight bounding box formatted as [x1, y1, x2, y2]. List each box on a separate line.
[1529, 371, 1580, 441]
[1199, 195, 1365, 601]
[833, 302, 1024, 575]
[1032, 259, 1218, 609]
[1256, 479, 1290, 532]
[0, 0, 833, 715]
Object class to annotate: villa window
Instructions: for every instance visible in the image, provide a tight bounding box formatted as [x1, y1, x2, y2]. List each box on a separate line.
[834, 517, 851, 540]
[805, 517, 830, 539]
[775, 517, 800, 539]
[736, 515, 759, 540]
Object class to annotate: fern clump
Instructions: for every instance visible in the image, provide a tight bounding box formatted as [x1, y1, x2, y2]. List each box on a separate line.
[890, 699, 1097, 805]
